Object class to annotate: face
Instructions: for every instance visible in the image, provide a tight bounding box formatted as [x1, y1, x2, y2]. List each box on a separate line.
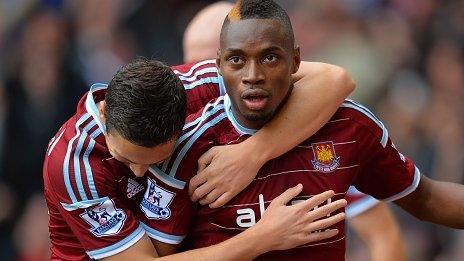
[217, 18, 300, 129]
[106, 132, 175, 177]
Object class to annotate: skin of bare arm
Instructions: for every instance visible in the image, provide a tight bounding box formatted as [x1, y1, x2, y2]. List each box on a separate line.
[189, 62, 356, 207]
[103, 185, 347, 261]
[349, 202, 406, 261]
[394, 175, 464, 229]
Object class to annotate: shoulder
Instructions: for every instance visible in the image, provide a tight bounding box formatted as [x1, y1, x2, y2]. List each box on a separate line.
[156, 97, 228, 181]
[44, 116, 115, 209]
[336, 99, 389, 147]
[171, 59, 218, 77]
[171, 60, 221, 90]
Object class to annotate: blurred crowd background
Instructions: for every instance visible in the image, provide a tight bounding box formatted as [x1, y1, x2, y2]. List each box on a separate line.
[0, 0, 463, 260]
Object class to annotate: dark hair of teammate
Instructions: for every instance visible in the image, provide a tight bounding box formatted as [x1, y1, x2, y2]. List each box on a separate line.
[105, 58, 186, 147]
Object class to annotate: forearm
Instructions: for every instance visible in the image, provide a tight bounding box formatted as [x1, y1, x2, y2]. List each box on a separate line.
[243, 62, 355, 163]
[420, 180, 464, 228]
[157, 227, 268, 261]
[396, 175, 464, 229]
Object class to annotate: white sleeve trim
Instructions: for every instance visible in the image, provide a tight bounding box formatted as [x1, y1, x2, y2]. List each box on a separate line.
[346, 196, 379, 218]
[87, 224, 145, 259]
[383, 166, 421, 202]
[141, 222, 186, 244]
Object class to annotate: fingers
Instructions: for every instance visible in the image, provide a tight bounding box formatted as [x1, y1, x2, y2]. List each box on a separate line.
[189, 173, 207, 197]
[197, 147, 218, 173]
[306, 199, 347, 221]
[305, 229, 339, 243]
[190, 181, 214, 202]
[199, 188, 222, 205]
[305, 212, 345, 233]
[209, 192, 232, 208]
[270, 184, 303, 206]
[294, 190, 335, 212]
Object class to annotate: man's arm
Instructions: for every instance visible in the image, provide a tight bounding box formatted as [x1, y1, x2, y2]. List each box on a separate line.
[394, 175, 464, 229]
[104, 186, 347, 261]
[349, 202, 406, 261]
[190, 62, 355, 207]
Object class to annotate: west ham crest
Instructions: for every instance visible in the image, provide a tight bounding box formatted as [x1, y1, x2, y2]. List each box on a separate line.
[140, 178, 175, 220]
[80, 199, 126, 237]
[311, 141, 340, 173]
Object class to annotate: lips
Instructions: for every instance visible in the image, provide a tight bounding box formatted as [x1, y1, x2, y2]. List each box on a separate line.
[241, 89, 269, 111]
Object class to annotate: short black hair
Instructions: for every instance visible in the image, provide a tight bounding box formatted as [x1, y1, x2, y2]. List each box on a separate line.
[105, 58, 186, 147]
[221, 0, 295, 46]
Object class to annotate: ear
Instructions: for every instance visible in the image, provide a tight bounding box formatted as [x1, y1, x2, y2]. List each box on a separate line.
[216, 49, 222, 75]
[99, 101, 107, 124]
[292, 45, 301, 74]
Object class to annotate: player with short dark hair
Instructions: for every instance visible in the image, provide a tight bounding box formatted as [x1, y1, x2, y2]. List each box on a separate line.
[148, 0, 464, 260]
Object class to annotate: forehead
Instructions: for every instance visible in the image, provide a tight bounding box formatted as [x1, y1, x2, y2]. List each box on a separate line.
[106, 132, 173, 164]
[221, 18, 289, 51]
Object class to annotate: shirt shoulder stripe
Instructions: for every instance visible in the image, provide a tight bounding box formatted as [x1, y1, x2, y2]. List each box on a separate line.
[173, 60, 216, 77]
[168, 112, 227, 177]
[83, 138, 99, 199]
[47, 129, 66, 156]
[63, 116, 104, 204]
[63, 113, 91, 203]
[73, 121, 97, 201]
[182, 76, 220, 90]
[177, 67, 218, 82]
[341, 100, 389, 147]
[161, 97, 225, 172]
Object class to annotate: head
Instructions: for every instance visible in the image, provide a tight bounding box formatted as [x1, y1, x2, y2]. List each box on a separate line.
[217, 0, 300, 129]
[100, 58, 187, 177]
[183, 1, 234, 63]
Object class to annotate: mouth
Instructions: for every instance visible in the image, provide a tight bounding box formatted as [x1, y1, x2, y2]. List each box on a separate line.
[241, 89, 269, 111]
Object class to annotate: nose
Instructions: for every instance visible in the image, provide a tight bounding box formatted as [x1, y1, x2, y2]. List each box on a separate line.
[242, 60, 264, 85]
[130, 164, 150, 177]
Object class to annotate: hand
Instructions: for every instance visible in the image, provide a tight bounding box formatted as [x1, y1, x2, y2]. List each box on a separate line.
[252, 184, 347, 252]
[189, 143, 265, 208]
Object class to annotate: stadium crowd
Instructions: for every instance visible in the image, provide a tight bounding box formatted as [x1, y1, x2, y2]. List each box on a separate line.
[0, 0, 462, 260]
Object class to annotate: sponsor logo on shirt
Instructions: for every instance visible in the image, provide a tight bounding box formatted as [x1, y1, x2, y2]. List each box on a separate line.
[80, 199, 126, 237]
[127, 178, 144, 198]
[311, 141, 340, 173]
[236, 194, 333, 229]
[140, 178, 175, 220]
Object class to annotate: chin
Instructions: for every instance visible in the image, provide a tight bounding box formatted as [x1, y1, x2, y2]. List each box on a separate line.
[244, 112, 273, 123]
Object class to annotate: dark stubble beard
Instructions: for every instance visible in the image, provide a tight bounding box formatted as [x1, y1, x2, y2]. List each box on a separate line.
[243, 110, 275, 127]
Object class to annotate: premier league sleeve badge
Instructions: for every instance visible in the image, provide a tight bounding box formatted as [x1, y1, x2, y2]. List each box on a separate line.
[80, 198, 127, 237]
[140, 178, 175, 220]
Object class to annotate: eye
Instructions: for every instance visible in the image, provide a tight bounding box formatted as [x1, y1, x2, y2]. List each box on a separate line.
[228, 56, 244, 65]
[263, 54, 277, 63]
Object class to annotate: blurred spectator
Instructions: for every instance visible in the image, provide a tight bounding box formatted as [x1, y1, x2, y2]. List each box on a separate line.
[1, 6, 83, 261]
[183, 1, 234, 62]
[70, 0, 137, 85]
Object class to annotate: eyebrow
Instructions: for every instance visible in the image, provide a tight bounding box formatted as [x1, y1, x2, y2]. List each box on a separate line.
[111, 148, 137, 164]
[225, 46, 285, 54]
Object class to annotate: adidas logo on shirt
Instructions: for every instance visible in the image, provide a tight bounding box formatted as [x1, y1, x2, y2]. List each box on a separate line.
[127, 178, 144, 198]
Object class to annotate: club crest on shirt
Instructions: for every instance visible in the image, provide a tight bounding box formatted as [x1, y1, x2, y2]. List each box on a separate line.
[140, 178, 175, 220]
[311, 141, 340, 173]
[80, 199, 126, 237]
